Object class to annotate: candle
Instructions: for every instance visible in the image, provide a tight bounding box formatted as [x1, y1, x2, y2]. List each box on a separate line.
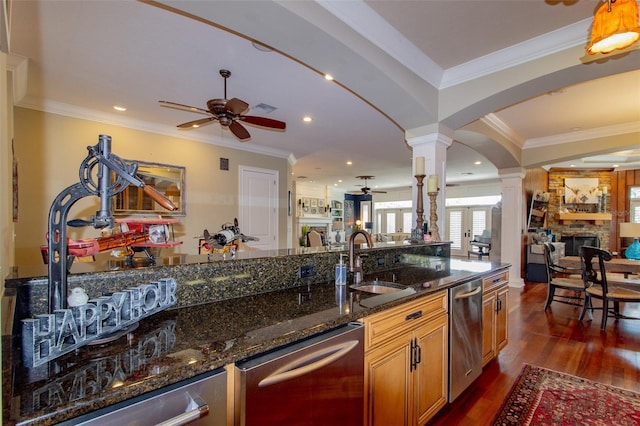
[602, 186, 608, 195]
[427, 175, 438, 192]
[415, 156, 425, 175]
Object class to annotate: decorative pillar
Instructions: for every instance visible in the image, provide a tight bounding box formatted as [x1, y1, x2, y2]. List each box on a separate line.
[499, 168, 526, 288]
[407, 125, 453, 240]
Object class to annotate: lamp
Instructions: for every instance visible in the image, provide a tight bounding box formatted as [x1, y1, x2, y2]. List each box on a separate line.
[619, 222, 640, 259]
[332, 220, 342, 243]
[586, 0, 640, 55]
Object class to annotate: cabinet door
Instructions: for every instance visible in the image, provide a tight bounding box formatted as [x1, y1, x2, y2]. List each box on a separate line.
[365, 340, 410, 426]
[481, 291, 497, 366]
[496, 286, 509, 352]
[414, 314, 448, 426]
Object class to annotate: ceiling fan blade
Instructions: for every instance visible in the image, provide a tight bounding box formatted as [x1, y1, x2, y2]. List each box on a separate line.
[225, 98, 249, 115]
[240, 115, 286, 130]
[229, 121, 251, 140]
[177, 117, 218, 129]
[159, 100, 210, 115]
[371, 190, 387, 194]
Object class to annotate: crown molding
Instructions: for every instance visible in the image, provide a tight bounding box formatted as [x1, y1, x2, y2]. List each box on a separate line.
[523, 121, 640, 148]
[14, 99, 293, 159]
[441, 19, 592, 89]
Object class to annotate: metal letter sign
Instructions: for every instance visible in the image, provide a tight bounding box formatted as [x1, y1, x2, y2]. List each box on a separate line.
[22, 278, 177, 367]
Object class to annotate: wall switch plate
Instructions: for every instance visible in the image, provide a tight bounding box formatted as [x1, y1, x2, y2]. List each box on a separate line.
[299, 265, 315, 278]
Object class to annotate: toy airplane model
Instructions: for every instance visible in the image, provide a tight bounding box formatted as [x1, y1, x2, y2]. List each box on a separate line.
[202, 218, 259, 251]
[41, 217, 182, 265]
[115, 217, 182, 263]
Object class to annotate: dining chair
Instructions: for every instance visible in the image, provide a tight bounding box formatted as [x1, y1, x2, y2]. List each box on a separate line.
[543, 242, 587, 312]
[579, 245, 640, 329]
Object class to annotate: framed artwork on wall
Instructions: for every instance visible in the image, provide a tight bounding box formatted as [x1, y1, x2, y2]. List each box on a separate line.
[564, 178, 599, 204]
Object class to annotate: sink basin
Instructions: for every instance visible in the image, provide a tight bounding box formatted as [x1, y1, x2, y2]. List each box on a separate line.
[350, 280, 406, 294]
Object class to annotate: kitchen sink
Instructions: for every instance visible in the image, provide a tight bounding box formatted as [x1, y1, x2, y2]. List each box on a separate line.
[350, 280, 406, 294]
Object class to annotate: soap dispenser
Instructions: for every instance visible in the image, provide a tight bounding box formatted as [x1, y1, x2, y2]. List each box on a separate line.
[335, 254, 347, 286]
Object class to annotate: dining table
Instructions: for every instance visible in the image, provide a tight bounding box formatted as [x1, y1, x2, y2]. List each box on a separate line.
[558, 256, 640, 275]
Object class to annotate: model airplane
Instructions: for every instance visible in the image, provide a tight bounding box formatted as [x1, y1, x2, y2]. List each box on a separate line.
[41, 217, 182, 265]
[116, 217, 183, 264]
[202, 218, 259, 251]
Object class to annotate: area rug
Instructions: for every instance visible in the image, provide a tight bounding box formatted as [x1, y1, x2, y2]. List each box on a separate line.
[493, 364, 640, 425]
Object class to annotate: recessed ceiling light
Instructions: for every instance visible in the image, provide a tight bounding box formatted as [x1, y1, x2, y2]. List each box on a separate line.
[570, 164, 576, 167]
[613, 164, 620, 168]
[338, 179, 342, 183]
[303, 116, 313, 123]
[324, 74, 334, 81]
[548, 89, 564, 96]
[474, 161, 482, 165]
[346, 161, 352, 165]
[113, 105, 126, 111]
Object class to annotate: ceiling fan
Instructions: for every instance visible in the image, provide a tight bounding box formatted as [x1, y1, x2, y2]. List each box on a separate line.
[348, 175, 387, 195]
[159, 69, 286, 141]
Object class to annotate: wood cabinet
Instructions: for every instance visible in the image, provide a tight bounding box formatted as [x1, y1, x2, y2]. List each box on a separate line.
[482, 269, 509, 366]
[362, 292, 448, 426]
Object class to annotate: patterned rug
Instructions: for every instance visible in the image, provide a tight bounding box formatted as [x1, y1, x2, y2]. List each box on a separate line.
[493, 364, 640, 425]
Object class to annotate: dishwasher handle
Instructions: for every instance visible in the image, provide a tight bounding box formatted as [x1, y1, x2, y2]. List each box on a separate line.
[155, 394, 209, 426]
[454, 286, 482, 300]
[258, 340, 359, 387]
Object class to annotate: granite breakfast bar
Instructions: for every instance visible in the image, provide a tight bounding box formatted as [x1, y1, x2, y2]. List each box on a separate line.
[2, 242, 509, 425]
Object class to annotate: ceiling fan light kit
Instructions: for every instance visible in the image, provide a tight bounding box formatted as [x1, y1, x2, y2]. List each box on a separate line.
[586, 0, 640, 55]
[159, 69, 286, 141]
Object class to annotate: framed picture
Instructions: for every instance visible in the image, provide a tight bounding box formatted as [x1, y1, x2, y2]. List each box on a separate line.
[564, 178, 599, 204]
[319, 199, 325, 207]
[311, 207, 317, 215]
[311, 199, 317, 208]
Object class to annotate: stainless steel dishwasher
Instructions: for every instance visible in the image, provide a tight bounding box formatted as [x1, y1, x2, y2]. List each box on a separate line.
[448, 279, 483, 401]
[234, 322, 364, 425]
[59, 367, 227, 426]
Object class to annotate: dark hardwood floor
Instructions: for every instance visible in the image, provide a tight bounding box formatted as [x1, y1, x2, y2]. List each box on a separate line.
[428, 280, 640, 425]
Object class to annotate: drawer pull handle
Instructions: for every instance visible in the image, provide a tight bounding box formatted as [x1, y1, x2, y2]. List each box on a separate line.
[156, 395, 209, 426]
[405, 310, 423, 321]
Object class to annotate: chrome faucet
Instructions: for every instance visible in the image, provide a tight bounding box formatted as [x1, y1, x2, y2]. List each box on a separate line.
[348, 229, 374, 284]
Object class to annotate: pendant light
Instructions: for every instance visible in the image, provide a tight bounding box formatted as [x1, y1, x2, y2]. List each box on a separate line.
[586, 0, 640, 55]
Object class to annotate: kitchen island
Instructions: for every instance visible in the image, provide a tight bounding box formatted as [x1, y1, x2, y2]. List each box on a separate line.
[2, 242, 509, 425]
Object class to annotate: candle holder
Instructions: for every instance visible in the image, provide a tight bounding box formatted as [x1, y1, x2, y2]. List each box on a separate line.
[415, 174, 426, 232]
[428, 191, 441, 242]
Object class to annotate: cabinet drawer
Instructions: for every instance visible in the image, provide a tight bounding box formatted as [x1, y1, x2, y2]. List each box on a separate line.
[362, 291, 447, 351]
[483, 270, 509, 293]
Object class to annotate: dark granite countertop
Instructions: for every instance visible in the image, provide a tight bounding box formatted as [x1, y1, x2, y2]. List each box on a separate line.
[2, 258, 508, 425]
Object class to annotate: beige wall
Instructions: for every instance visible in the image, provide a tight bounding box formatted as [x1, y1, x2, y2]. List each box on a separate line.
[13, 107, 291, 267]
[1, 52, 14, 282]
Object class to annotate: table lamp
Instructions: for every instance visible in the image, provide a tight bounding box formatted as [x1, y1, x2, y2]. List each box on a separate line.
[332, 220, 342, 243]
[619, 223, 640, 260]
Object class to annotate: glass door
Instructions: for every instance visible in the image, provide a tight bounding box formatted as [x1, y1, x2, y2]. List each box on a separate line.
[377, 209, 413, 235]
[446, 207, 492, 257]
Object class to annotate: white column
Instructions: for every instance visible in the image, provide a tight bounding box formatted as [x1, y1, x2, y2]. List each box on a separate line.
[498, 168, 526, 288]
[406, 126, 453, 236]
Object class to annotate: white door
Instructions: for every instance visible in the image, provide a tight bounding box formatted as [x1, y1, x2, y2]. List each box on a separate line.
[446, 207, 492, 257]
[239, 166, 278, 250]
